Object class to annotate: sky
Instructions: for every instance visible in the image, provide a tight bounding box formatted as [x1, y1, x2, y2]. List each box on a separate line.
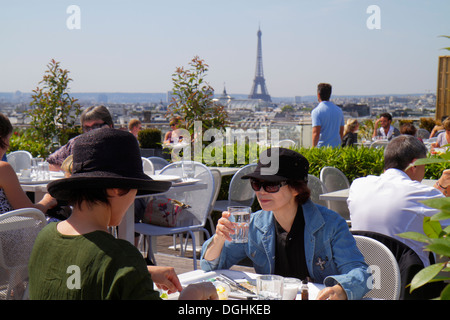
[1, 0, 449, 97]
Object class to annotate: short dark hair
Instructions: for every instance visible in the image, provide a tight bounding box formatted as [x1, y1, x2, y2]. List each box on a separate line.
[317, 83, 332, 101]
[80, 105, 114, 128]
[0, 113, 13, 149]
[66, 188, 130, 209]
[287, 180, 311, 205]
[380, 112, 392, 121]
[384, 135, 427, 171]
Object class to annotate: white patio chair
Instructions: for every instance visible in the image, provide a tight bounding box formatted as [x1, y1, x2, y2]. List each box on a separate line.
[135, 161, 214, 269]
[212, 163, 257, 212]
[319, 166, 350, 221]
[147, 156, 170, 171]
[0, 208, 46, 300]
[141, 157, 155, 175]
[307, 174, 329, 208]
[6, 151, 32, 173]
[353, 235, 401, 300]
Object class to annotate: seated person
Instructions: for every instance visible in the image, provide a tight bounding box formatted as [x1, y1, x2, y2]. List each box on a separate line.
[341, 119, 359, 147]
[201, 148, 371, 300]
[348, 135, 450, 267]
[431, 116, 450, 150]
[0, 112, 56, 215]
[29, 128, 217, 300]
[47, 105, 114, 171]
[372, 112, 400, 141]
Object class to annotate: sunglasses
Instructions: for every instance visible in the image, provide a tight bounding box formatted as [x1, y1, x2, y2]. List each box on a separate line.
[250, 179, 288, 193]
[83, 122, 106, 132]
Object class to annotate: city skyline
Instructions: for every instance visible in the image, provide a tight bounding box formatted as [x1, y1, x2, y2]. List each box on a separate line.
[1, 1, 450, 98]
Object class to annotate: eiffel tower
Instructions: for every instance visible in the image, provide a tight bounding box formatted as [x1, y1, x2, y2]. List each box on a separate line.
[248, 28, 271, 102]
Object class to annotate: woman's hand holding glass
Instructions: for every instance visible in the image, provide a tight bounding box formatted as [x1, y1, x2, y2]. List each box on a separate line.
[214, 211, 235, 242]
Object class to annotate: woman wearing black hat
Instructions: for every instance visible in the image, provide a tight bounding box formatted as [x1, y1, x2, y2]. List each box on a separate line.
[28, 128, 218, 300]
[201, 148, 371, 300]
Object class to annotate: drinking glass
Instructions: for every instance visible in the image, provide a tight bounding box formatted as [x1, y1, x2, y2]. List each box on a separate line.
[181, 161, 195, 181]
[38, 161, 50, 180]
[31, 158, 43, 180]
[282, 277, 301, 300]
[228, 206, 251, 243]
[256, 275, 284, 300]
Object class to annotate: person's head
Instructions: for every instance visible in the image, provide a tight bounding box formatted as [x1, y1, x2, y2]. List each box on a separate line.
[378, 112, 393, 129]
[169, 116, 182, 129]
[128, 119, 142, 137]
[0, 113, 13, 151]
[400, 122, 417, 136]
[47, 129, 171, 224]
[443, 117, 450, 132]
[384, 135, 427, 181]
[80, 105, 114, 133]
[344, 119, 359, 136]
[242, 148, 311, 211]
[317, 83, 332, 101]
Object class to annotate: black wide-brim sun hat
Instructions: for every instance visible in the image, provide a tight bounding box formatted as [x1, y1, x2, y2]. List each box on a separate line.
[48, 128, 171, 201]
[241, 147, 309, 182]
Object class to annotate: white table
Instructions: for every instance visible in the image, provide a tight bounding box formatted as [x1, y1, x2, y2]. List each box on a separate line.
[167, 269, 324, 300]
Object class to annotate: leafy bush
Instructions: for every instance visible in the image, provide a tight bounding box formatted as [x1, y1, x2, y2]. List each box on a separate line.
[138, 128, 162, 149]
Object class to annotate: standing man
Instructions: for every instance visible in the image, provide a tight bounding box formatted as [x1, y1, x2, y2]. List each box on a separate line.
[372, 112, 400, 140]
[311, 83, 344, 147]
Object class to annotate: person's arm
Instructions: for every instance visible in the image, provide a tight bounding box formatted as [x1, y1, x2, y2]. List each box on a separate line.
[372, 118, 380, 138]
[203, 211, 234, 261]
[147, 266, 182, 294]
[312, 126, 321, 147]
[0, 162, 56, 213]
[434, 169, 450, 197]
[339, 126, 344, 140]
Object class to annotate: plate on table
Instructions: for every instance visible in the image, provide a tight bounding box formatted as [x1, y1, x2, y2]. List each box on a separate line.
[148, 174, 180, 182]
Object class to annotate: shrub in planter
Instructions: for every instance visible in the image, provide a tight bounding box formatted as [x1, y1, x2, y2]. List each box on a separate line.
[138, 128, 162, 149]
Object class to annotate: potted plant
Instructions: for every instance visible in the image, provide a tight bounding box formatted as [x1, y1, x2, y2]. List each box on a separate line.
[138, 128, 164, 158]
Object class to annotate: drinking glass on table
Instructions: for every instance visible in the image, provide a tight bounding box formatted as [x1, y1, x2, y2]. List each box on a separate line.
[38, 161, 50, 180]
[181, 161, 195, 181]
[282, 277, 302, 300]
[31, 158, 43, 180]
[256, 275, 284, 300]
[228, 206, 251, 243]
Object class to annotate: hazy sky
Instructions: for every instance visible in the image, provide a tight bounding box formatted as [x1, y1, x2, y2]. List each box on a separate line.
[1, 0, 449, 97]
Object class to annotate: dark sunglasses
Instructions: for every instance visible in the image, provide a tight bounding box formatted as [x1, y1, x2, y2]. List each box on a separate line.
[83, 122, 106, 132]
[250, 179, 288, 193]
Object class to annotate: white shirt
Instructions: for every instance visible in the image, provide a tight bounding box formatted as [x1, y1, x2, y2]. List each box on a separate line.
[347, 169, 448, 266]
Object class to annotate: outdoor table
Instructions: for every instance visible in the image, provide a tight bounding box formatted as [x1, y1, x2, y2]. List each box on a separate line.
[165, 269, 325, 300]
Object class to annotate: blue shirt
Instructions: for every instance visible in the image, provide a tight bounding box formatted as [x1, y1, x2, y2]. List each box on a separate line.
[200, 200, 371, 300]
[311, 101, 344, 147]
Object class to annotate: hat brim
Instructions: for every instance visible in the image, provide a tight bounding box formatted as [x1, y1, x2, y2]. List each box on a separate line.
[48, 176, 172, 201]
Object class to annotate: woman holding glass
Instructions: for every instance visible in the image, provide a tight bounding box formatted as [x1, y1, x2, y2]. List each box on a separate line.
[200, 148, 370, 300]
[0, 113, 56, 214]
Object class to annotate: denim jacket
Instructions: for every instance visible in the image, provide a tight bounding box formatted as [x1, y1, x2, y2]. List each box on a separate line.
[200, 199, 371, 300]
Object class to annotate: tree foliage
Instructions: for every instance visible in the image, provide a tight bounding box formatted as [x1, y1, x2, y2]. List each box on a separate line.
[27, 59, 81, 156]
[167, 56, 229, 135]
